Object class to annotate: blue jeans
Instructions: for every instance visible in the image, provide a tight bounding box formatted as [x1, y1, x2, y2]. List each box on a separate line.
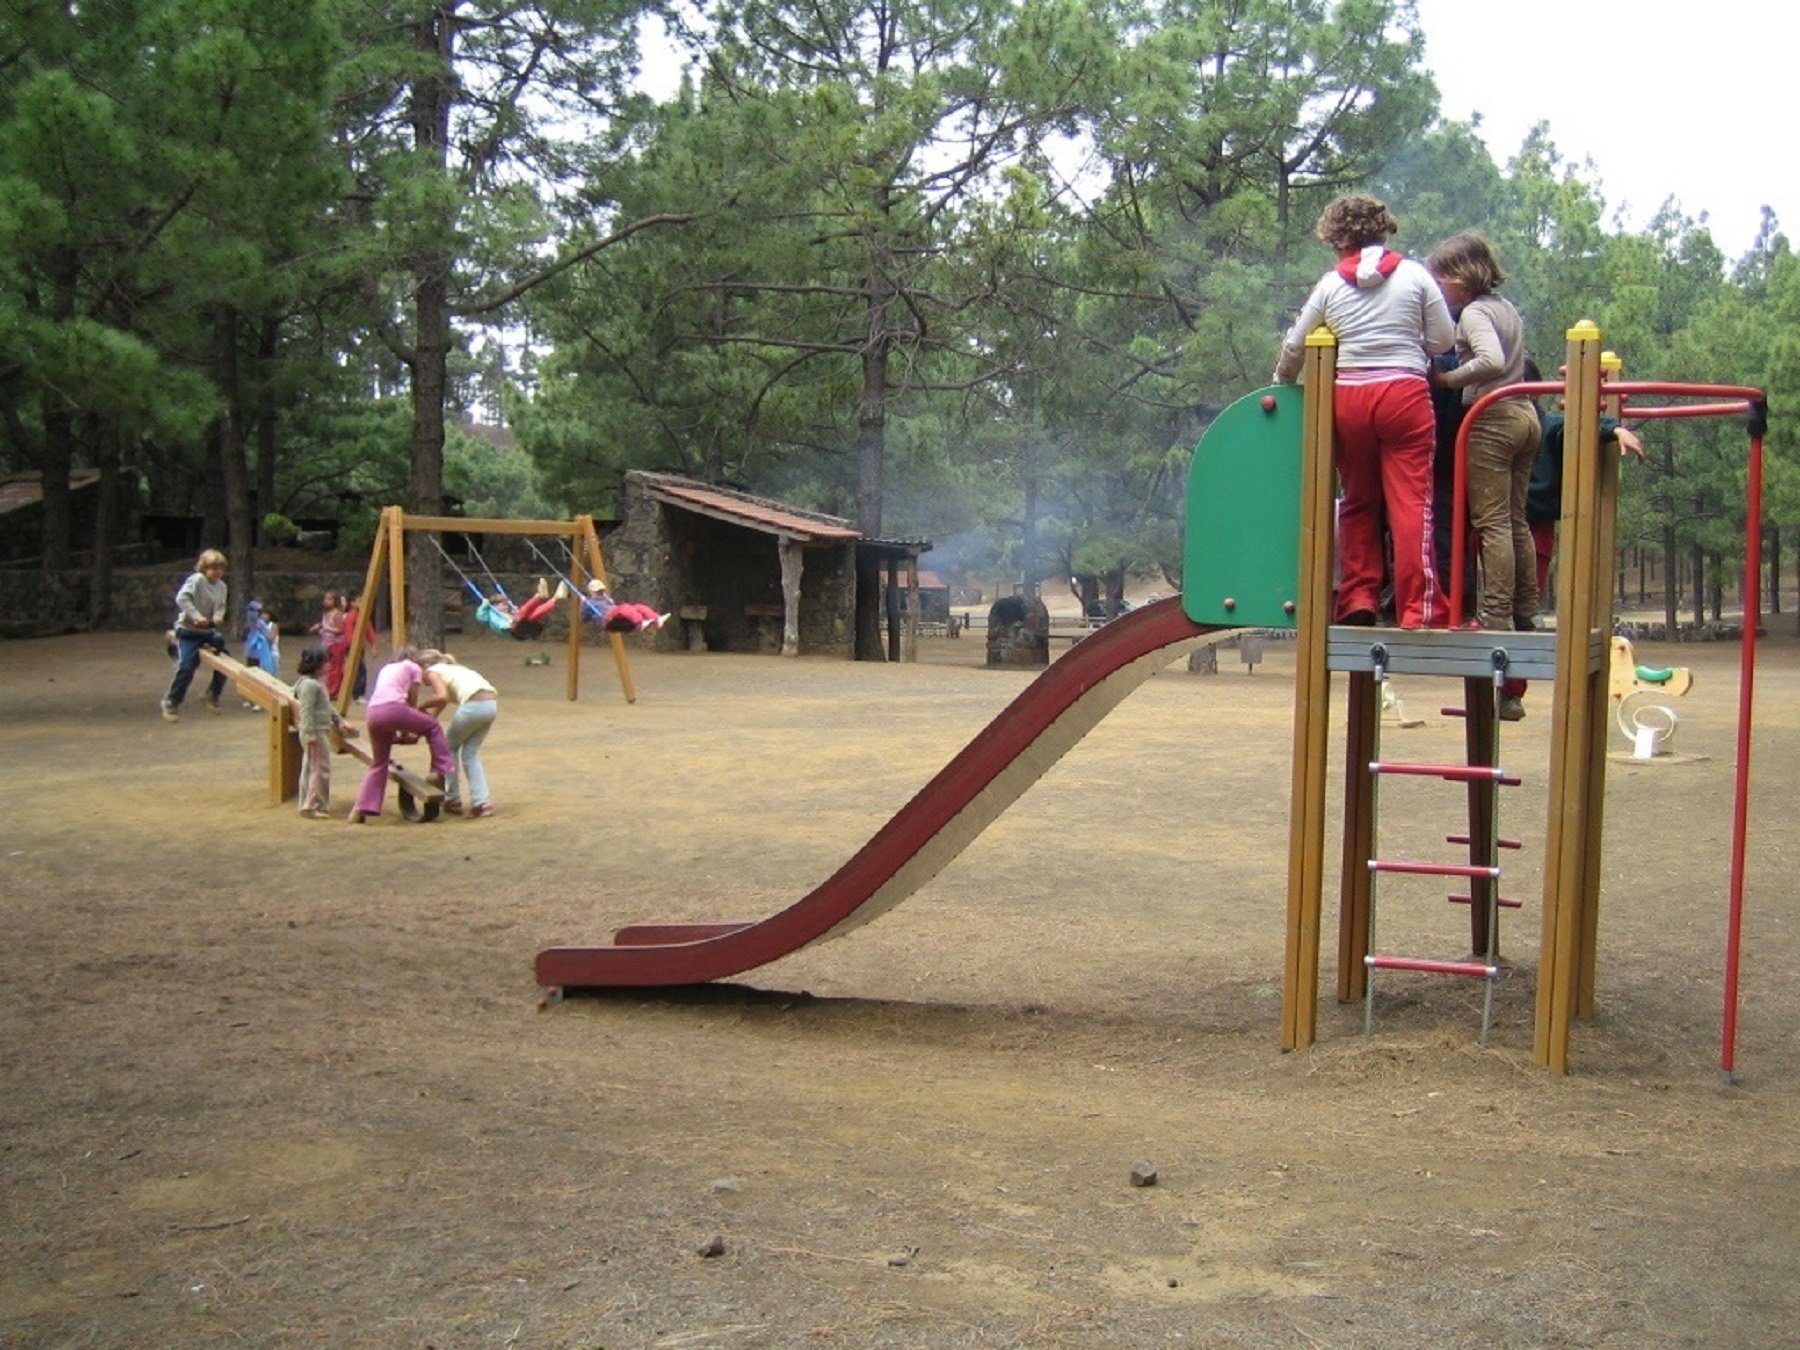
[447, 699, 498, 808]
[166, 629, 227, 709]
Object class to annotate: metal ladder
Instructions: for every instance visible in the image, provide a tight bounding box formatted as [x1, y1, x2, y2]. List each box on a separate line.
[1362, 658, 1522, 1044]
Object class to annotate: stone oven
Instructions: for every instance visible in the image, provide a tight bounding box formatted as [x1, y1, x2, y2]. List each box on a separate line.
[985, 594, 1049, 668]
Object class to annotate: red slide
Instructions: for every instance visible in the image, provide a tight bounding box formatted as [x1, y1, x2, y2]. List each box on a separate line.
[536, 597, 1233, 990]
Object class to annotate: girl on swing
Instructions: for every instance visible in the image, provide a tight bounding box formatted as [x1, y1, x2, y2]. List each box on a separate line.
[478, 577, 667, 636]
[577, 579, 668, 632]
[475, 578, 559, 638]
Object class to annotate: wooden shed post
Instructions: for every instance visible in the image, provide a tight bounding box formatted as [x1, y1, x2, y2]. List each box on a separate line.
[779, 538, 802, 657]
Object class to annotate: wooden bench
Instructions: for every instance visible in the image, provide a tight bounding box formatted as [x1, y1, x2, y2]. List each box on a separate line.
[678, 604, 708, 652]
[743, 602, 785, 653]
[197, 649, 443, 818]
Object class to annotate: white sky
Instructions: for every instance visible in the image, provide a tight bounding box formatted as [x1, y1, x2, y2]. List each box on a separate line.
[636, 5, 1791, 262]
[1410, 0, 1789, 261]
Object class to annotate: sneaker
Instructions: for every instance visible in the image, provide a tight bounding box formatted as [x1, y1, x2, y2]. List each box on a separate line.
[160, 700, 180, 723]
[204, 694, 223, 716]
[443, 799, 464, 815]
[655, 612, 672, 629]
[553, 579, 572, 602]
[468, 802, 494, 818]
[1497, 696, 1526, 722]
[535, 577, 552, 601]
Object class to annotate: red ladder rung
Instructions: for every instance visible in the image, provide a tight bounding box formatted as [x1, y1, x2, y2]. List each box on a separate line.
[1365, 955, 1499, 978]
[1370, 859, 1501, 879]
[1446, 833, 1522, 850]
[1371, 761, 1509, 783]
[1448, 893, 1524, 909]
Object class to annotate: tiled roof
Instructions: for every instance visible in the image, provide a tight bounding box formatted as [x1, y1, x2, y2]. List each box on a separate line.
[0, 471, 101, 517]
[630, 472, 861, 542]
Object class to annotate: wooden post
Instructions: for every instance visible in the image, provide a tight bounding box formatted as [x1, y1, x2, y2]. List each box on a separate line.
[904, 553, 920, 663]
[1535, 321, 1606, 1072]
[778, 538, 802, 657]
[1575, 351, 1626, 1015]
[1282, 329, 1337, 1051]
[1462, 677, 1499, 956]
[267, 703, 301, 805]
[340, 508, 391, 716]
[387, 506, 407, 647]
[579, 514, 636, 703]
[884, 559, 901, 663]
[563, 521, 582, 702]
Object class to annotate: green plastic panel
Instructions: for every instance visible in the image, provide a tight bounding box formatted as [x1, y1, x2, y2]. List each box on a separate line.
[1182, 384, 1303, 629]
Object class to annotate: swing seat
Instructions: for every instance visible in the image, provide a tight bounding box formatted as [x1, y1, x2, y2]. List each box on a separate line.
[475, 601, 516, 637]
[511, 619, 546, 641]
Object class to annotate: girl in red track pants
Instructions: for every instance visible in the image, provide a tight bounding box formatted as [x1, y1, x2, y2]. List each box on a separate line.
[1333, 374, 1442, 629]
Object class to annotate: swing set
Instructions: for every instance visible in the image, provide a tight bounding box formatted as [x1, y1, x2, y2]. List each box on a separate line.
[341, 505, 637, 710]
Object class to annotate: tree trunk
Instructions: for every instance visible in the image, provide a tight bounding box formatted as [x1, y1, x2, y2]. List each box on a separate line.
[404, 3, 458, 652]
[257, 316, 280, 542]
[39, 245, 79, 572]
[1765, 526, 1780, 615]
[1021, 443, 1040, 603]
[1689, 540, 1704, 630]
[87, 430, 122, 626]
[1661, 521, 1678, 639]
[214, 307, 255, 624]
[853, 192, 893, 661]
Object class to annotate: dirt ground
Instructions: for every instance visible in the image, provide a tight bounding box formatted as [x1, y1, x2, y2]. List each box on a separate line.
[3, 622, 1798, 1348]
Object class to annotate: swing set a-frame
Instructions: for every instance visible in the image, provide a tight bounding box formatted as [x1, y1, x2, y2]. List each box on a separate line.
[338, 505, 637, 713]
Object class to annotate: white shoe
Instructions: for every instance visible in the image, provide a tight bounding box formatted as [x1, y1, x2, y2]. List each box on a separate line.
[553, 579, 571, 602]
[160, 700, 179, 722]
[534, 577, 551, 601]
[655, 612, 671, 629]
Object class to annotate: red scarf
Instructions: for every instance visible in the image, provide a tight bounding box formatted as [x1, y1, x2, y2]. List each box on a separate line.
[1336, 248, 1402, 286]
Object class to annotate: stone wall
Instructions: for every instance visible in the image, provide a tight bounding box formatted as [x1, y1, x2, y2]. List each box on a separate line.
[0, 568, 551, 641]
[0, 568, 373, 638]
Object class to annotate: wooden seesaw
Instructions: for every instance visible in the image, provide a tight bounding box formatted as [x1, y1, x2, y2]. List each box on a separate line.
[196, 648, 444, 820]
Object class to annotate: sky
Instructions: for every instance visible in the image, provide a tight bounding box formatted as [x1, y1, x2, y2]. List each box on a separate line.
[1409, 0, 1789, 262]
[636, 4, 1789, 262]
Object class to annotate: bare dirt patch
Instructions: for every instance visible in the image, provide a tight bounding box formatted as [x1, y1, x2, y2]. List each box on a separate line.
[2, 625, 1798, 1347]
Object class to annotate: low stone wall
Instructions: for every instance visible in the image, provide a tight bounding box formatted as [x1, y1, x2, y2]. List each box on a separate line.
[0, 569, 548, 639]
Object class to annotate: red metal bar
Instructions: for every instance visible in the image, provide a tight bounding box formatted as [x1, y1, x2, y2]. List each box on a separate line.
[1447, 378, 1764, 626]
[1370, 860, 1501, 879]
[1621, 402, 1752, 420]
[1723, 429, 1764, 1079]
[1365, 955, 1499, 978]
[1371, 761, 1507, 782]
